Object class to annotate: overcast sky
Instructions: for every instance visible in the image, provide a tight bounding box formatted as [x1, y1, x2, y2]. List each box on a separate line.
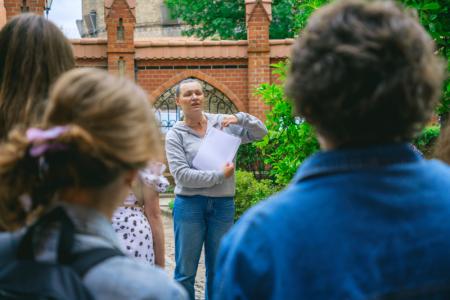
[48, 0, 82, 39]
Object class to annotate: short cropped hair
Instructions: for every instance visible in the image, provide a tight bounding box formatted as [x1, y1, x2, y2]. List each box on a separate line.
[175, 78, 202, 98]
[286, 0, 444, 146]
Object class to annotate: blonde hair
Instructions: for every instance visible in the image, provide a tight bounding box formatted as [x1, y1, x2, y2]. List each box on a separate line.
[0, 68, 162, 230]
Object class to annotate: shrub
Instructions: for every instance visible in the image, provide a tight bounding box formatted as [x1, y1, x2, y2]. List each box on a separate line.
[234, 170, 277, 220]
[168, 199, 174, 211]
[256, 62, 320, 186]
[236, 143, 267, 179]
[414, 125, 441, 157]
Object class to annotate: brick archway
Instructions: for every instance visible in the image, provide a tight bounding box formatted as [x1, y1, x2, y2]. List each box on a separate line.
[149, 70, 247, 112]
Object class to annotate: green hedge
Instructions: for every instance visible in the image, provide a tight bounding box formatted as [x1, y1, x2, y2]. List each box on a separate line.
[234, 170, 277, 221]
[414, 125, 441, 157]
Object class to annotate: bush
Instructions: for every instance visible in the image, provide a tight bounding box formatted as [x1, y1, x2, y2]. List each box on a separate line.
[236, 143, 267, 179]
[414, 125, 441, 157]
[256, 62, 320, 186]
[168, 199, 174, 211]
[234, 170, 277, 220]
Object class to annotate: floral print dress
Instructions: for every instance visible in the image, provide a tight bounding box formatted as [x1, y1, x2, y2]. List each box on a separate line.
[112, 163, 169, 265]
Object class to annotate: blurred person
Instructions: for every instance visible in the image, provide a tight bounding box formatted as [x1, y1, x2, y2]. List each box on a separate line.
[0, 13, 75, 140]
[214, 1, 450, 299]
[0, 68, 187, 300]
[112, 162, 169, 267]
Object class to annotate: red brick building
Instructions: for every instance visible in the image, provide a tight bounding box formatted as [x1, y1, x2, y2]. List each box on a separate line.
[1, 0, 293, 128]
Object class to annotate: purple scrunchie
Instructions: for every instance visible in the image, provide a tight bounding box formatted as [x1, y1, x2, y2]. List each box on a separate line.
[26, 126, 69, 157]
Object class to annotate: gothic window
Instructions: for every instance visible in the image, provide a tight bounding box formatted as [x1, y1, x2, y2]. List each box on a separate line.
[21, 0, 29, 12]
[154, 78, 238, 133]
[117, 18, 125, 41]
[118, 57, 126, 77]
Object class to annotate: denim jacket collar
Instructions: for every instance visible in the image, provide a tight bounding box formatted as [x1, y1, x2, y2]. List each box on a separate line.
[293, 143, 422, 183]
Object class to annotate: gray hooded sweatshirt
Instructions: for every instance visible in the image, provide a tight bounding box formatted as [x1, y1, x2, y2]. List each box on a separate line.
[165, 112, 268, 197]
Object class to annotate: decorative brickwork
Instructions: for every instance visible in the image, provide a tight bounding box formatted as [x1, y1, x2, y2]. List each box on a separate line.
[105, 0, 135, 80]
[246, 0, 272, 120]
[3, 0, 294, 122]
[0, 0, 6, 27]
[4, 0, 44, 19]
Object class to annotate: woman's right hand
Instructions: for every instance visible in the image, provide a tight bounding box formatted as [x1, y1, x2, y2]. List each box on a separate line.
[223, 162, 235, 178]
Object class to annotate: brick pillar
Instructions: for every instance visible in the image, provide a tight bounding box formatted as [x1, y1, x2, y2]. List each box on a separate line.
[105, 0, 136, 80]
[0, 0, 7, 28]
[246, 0, 271, 120]
[4, 0, 45, 20]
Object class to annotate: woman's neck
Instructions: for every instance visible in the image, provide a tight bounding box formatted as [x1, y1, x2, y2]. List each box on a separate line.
[58, 181, 128, 219]
[184, 113, 206, 129]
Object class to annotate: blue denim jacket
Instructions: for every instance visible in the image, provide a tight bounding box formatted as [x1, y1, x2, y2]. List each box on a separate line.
[214, 143, 450, 300]
[0, 203, 187, 300]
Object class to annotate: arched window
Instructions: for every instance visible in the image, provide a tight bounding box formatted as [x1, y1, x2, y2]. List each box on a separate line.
[21, 0, 29, 12]
[154, 78, 238, 133]
[117, 18, 124, 40]
[118, 57, 125, 77]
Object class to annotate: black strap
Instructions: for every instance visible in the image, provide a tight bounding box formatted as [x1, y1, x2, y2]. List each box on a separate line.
[69, 247, 125, 277]
[17, 206, 75, 262]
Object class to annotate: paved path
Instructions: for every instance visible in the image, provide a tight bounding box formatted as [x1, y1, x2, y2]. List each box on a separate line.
[163, 206, 206, 300]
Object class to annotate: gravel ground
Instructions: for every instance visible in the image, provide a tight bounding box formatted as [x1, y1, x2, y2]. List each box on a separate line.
[163, 214, 206, 300]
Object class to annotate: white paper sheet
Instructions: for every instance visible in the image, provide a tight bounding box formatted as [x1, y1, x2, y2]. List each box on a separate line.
[192, 127, 241, 171]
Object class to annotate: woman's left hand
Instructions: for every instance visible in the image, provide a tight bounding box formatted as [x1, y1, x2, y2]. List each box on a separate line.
[221, 115, 239, 128]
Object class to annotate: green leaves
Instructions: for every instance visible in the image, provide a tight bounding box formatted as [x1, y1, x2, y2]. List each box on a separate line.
[255, 62, 319, 186]
[400, 0, 449, 118]
[421, 2, 441, 11]
[234, 171, 276, 220]
[414, 125, 441, 157]
[165, 0, 303, 39]
[165, 0, 247, 40]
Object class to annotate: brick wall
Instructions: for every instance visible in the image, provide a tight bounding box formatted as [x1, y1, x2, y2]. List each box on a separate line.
[4, 0, 44, 19]
[136, 59, 248, 110]
[0, 0, 7, 27]
[75, 58, 108, 69]
[105, 0, 135, 79]
[246, 1, 271, 120]
[3, 0, 290, 119]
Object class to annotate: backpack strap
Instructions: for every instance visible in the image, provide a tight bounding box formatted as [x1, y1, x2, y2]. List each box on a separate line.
[17, 206, 75, 262]
[69, 247, 125, 278]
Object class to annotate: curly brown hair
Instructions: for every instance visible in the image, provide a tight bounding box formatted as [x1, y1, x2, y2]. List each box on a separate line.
[285, 0, 445, 147]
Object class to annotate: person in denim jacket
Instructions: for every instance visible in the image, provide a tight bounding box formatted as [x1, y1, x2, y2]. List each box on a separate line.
[0, 69, 186, 300]
[214, 1, 450, 299]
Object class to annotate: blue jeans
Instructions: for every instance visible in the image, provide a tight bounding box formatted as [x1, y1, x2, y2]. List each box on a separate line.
[173, 195, 234, 300]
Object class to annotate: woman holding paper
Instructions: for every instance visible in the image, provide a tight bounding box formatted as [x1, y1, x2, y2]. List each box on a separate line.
[165, 78, 268, 300]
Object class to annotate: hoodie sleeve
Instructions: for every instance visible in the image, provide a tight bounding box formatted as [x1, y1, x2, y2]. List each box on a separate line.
[165, 130, 225, 188]
[224, 112, 268, 144]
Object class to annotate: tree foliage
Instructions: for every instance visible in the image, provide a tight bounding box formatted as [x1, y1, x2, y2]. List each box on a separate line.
[164, 0, 299, 39]
[255, 62, 319, 186]
[166, 0, 448, 117]
[400, 0, 449, 119]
